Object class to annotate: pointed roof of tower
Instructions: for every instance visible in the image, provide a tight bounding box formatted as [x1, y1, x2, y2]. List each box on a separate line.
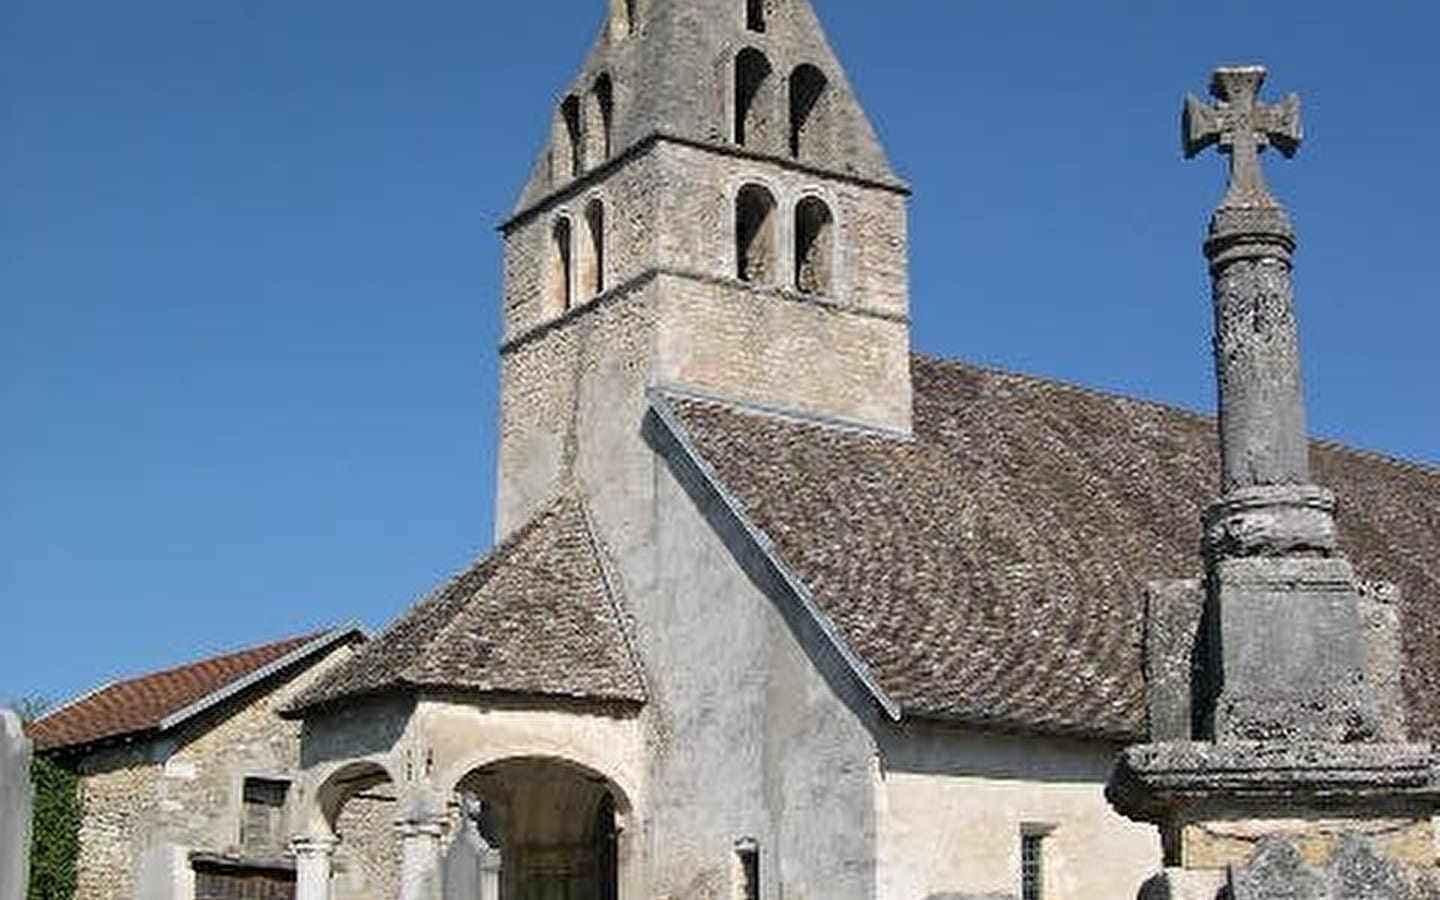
[514, 0, 902, 215]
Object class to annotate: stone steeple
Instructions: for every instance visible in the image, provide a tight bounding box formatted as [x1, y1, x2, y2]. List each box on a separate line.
[1109, 67, 1440, 900]
[513, 0, 899, 212]
[494, 0, 913, 537]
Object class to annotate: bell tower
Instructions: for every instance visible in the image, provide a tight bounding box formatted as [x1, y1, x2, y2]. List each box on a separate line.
[495, 0, 912, 536]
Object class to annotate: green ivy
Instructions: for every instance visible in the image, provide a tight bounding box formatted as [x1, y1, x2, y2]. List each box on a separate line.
[28, 755, 80, 900]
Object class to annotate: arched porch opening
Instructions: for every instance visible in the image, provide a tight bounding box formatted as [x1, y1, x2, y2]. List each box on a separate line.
[451, 756, 632, 900]
[307, 761, 401, 900]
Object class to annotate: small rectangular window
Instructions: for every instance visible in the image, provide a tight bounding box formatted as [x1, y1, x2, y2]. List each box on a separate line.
[735, 837, 759, 900]
[241, 777, 289, 849]
[1020, 831, 1046, 900]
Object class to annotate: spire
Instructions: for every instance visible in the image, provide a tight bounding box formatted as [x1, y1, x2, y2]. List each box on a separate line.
[513, 0, 900, 213]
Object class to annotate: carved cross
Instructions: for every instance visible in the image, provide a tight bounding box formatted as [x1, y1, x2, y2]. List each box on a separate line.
[1184, 66, 1302, 204]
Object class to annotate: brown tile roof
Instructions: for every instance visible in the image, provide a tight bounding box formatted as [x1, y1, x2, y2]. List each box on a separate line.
[291, 496, 646, 712]
[661, 354, 1440, 743]
[30, 631, 342, 752]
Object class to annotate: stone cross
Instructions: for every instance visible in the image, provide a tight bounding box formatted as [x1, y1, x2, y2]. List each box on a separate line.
[1184, 66, 1302, 207]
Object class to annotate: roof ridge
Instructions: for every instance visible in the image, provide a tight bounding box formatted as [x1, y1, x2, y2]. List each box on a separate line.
[649, 384, 913, 441]
[911, 352, 1215, 426]
[38, 630, 329, 717]
[912, 353, 1439, 476]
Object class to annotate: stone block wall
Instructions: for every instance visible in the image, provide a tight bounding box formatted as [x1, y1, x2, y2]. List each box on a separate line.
[67, 642, 368, 900]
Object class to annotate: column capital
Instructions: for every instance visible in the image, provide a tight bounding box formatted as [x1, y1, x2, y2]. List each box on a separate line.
[290, 835, 339, 858]
[395, 817, 449, 840]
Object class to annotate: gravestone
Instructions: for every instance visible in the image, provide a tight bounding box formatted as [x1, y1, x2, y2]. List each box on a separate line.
[1, 709, 33, 900]
[1107, 67, 1440, 900]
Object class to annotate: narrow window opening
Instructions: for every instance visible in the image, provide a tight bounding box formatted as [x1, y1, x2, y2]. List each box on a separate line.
[550, 217, 574, 314]
[584, 199, 606, 297]
[1021, 831, 1047, 900]
[734, 49, 773, 147]
[794, 197, 834, 295]
[735, 184, 777, 284]
[592, 74, 615, 162]
[561, 95, 583, 177]
[735, 838, 760, 900]
[745, 0, 766, 33]
[240, 777, 288, 850]
[788, 64, 829, 159]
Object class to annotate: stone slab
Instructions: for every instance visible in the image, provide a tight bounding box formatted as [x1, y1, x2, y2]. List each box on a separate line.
[1, 709, 33, 900]
[1211, 557, 1379, 743]
[1146, 580, 1206, 742]
[1109, 740, 1440, 825]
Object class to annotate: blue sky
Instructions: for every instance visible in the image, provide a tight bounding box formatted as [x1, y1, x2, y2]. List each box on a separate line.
[4, 1, 1437, 707]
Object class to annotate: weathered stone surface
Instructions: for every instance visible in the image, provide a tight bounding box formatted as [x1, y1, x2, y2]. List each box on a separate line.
[1229, 836, 1328, 900]
[1, 709, 33, 900]
[1210, 557, 1377, 743]
[1145, 580, 1205, 742]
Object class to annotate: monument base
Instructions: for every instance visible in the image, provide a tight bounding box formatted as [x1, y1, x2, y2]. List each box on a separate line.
[1110, 740, 1440, 897]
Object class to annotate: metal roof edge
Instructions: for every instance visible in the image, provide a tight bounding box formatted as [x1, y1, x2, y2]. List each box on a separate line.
[157, 626, 367, 733]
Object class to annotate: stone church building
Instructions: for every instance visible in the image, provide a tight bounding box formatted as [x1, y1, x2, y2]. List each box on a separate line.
[39, 1, 1440, 900]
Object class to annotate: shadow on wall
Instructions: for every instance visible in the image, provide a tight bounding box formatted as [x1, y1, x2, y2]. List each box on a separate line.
[298, 695, 414, 770]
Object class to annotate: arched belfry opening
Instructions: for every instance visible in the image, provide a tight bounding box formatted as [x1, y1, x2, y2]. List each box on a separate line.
[455, 757, 627, 900]
[734, 49, 774, 149]
[788, 64, 830, 160]
[794, 196, 835, 295]
[583, 199, 606, 297]
[736, 184, 777, 284]
[550, 217, 574, 314]
[745, 0, 766, 33]
[589, 74, 615, 164]
[560, 95, 583, 178]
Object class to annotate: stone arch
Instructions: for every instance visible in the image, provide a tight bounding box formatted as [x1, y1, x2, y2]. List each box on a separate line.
[735, 183, 778, 284]
[794, 195, 835, 295]
[582, 198, 606, 298]
[586, 74, 615, 167]
[734, 48, 774, 149]
[303, 758, 400, 838]
[442, 753, 638, 900]
[788, 63, 830, 160]
[549, 216, 575, 314]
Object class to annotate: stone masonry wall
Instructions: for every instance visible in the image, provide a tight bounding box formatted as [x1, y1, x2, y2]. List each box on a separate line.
[70, 642, 367, 900]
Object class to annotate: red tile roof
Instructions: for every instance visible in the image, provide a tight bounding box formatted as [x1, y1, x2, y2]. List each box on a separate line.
[30, 631, 338, 752]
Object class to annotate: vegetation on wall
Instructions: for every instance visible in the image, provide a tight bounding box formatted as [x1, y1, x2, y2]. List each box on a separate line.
[18, 699, 80, 900]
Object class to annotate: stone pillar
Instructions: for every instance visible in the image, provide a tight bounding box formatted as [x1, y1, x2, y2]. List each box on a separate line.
[1, 710, 33, 900]
[291, 836, 337, 900]
[1109, 66, 1440, 900]
[398, 817, 449, 900]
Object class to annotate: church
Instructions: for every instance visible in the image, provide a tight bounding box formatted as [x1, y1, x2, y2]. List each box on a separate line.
[31, 1, 1440, 899]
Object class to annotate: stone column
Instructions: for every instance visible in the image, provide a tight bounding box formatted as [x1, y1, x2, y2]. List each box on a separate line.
[1108, 66, 1440, 900]
[1, 710, 33, 900]
[398, 817, 449, 900]
[291, 836, 337, 900]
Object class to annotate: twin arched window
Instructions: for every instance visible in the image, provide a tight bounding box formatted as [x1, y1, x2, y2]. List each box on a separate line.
[735, 185, 835, 296]
[548, 199, 608, 316]
[554, 74, 617, 186]
[734, 51, 830, 162]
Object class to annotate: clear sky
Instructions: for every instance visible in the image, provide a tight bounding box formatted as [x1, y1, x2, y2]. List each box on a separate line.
[4, 1, 1437, 707]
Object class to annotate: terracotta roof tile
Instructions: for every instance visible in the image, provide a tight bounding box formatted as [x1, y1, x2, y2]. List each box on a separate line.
[665, 354, 1440, 742]
[290, 496, 646, 712]
[30, 631, 332, 752]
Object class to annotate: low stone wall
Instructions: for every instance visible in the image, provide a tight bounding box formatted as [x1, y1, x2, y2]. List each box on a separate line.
[1, 709, 34, 900]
